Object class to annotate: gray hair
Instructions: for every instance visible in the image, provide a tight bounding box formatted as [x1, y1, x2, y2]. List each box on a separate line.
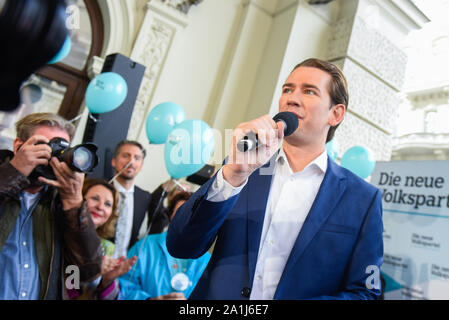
[15, 112, 75, 141]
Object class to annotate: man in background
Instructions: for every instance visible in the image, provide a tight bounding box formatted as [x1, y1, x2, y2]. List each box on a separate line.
[110, 140, 152, 258]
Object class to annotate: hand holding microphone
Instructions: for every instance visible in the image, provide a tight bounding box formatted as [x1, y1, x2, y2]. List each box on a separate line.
[223, 111, 299, 187]
[236, 112, 299, 152]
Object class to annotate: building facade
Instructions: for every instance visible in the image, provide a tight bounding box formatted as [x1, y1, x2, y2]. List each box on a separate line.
[0, 0, 430, 191]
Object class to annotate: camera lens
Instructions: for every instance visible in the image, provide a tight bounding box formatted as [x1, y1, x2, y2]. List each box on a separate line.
[0, 0, 68, 111]
[0, 1, 6, 14]
[72, 146, 93, 171]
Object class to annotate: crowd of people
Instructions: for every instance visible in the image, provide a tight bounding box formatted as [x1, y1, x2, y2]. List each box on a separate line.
[0, 58, 384, 300]
[0, 112, 209, 300]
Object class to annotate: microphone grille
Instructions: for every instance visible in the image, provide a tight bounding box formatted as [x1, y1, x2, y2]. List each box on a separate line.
[273, 111, 299, 136]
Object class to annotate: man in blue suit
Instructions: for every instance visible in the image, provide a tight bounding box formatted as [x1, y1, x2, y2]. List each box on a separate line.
[167, 58, 383, 300]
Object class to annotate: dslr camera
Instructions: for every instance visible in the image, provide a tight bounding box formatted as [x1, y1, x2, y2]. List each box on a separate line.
[29, 137, 99, 183]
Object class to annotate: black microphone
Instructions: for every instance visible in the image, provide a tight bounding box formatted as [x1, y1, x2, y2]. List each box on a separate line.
[236, 111, 299, 152]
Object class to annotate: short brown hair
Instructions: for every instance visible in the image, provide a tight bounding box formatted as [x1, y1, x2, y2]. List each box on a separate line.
[292, 58, 348, 142]
[113, 140, 147, 159]
[82, 177, 119, 239]
[15, 112, 76, 142]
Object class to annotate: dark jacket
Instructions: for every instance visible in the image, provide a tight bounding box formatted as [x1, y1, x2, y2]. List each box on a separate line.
[167, 157, 383, 299]
[0, 162, 102, 299]
[147, 185, 170, 235]
[109, 185, 152, 250]
[130, 186, 152, 249]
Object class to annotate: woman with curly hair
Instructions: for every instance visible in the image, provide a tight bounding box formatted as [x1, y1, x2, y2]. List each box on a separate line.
[82, 178, 119, 256]
[67, 178, 136, 299]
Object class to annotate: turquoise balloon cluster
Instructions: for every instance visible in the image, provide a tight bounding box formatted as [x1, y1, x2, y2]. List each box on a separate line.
[146, 102, 215, 179]
[83, 70, 214, 179]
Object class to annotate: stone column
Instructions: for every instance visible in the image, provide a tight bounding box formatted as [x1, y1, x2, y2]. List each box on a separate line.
[326, 0, 428, 161]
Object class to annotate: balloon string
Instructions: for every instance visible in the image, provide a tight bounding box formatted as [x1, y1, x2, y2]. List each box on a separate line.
[108, 145, 145, 184]
[88, 112, 98, 122]
[69, 114, 82, 123]
[108, 159, 134, 184]
[171, 179, 188, 192]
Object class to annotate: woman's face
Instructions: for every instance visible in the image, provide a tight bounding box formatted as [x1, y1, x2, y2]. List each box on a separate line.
[84, 184, 114, 229]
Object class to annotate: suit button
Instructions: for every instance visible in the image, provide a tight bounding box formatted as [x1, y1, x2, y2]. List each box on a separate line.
[241, 287, 251, 298]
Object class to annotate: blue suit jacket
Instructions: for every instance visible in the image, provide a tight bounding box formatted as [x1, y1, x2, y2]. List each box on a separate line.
[167, 157, 383, 299]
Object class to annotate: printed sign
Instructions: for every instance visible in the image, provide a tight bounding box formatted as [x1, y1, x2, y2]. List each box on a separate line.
[371, 160, 449, 299]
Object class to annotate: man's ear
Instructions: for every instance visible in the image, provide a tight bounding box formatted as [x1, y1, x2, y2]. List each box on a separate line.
[13, 138, 24, 155]
[111, 157, 116, 170]
[329, 104, 346, 127]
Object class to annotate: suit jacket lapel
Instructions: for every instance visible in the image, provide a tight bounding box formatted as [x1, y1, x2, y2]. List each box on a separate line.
[131, 188, 144, 243]
[275, 158, 347, 296]
[247, 155, 277, 285]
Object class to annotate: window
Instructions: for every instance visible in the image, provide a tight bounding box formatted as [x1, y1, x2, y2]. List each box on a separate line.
[35, 0, 104, 120]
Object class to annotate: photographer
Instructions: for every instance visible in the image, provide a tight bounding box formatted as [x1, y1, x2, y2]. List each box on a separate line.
[0, 112, 102, 300]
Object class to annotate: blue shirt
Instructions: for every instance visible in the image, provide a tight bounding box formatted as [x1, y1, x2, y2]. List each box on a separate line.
[0, 192, 42, 300]
[118, 231, 210, 300]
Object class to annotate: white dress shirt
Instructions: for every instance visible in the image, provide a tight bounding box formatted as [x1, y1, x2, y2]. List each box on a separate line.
[113, 181, 135, 258]
[22, 191, 41, 210]
[207, 148, 328, 299]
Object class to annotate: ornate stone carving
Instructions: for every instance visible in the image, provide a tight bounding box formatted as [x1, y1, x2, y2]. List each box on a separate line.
[127, 7, 179, 140]
[134, 21, 173, 73]
[160, 0, 203, 14]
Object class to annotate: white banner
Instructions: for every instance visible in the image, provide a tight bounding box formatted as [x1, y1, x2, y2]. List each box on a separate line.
[371, 160, 449, 300]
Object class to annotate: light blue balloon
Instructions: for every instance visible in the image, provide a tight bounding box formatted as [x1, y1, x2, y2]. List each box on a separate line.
[145, 102, 186, 144]
[326, 139, 340, 161]
[48, 36, 71, 64]
[164, 119, 215, 179]
[85, 72, 128, 114]
[341, 146, 376, 179]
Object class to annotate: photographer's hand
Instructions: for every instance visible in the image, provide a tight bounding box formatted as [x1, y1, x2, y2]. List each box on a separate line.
[38, 157, 84, 210]
[10, 135, 52, 177]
